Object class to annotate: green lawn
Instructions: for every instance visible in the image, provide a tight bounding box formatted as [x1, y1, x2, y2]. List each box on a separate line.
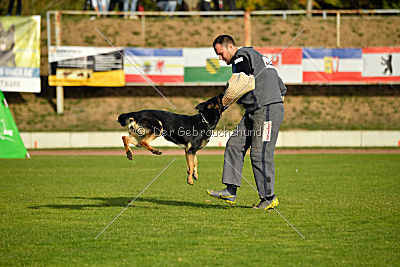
[1, 154, 399, 265]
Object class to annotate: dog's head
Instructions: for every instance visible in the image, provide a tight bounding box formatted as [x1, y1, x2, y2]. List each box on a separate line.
[195, 93, 224, 128]
[0, 23, 15, 52]
[195, 93, 224, 114]
[117, 113, 133, 127]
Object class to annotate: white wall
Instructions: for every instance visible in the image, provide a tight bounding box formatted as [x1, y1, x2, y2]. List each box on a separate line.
[20, 131, 400, 149]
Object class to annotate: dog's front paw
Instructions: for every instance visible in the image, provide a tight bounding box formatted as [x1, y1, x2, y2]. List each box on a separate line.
[187, 178, 194, 185]
[126, 151, 133, 160]
[153, 150, 162, 155]
[193, 171, 198, 181]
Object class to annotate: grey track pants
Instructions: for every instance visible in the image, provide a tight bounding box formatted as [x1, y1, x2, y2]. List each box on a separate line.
[222, 103, 284, 198]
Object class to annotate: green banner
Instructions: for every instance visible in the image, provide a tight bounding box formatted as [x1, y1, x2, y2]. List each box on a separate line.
[184, 66, 231, 82]
[183, 48, 232, 83]
[0, 90, 28, 158]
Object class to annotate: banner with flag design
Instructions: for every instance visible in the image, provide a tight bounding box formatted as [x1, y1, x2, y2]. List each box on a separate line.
[47, 46, 400, 86]
[124, 48, 184, 84]
[362, 47, 400, 83]
[302, 48, 363, 83]
[255, 47, 302, 83]
[183, 48, 231, 83]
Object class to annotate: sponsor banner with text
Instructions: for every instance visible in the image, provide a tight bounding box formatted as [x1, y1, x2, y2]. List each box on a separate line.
[48, 46, 125, 87]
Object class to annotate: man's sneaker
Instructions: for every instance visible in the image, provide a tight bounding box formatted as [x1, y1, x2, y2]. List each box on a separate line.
[207, 188, 237, 204]
[253, 197, 279, 210]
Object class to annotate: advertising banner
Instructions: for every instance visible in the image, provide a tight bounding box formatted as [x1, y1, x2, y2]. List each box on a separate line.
[302, 48, 363, 83]
[0, 90, 28, 158]
[255, 47, 303, 83]
[362, 47, 400, 83]
[125, 48, 183, 84]
[183, 47, 302, 84]
[0, 16, 40, 92]
[183, 48, 231, 83]
[46, 46, 400, 86]
[48, 46, 125, 87]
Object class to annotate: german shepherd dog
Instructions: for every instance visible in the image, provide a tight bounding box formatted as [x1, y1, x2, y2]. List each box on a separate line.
[0, 23, 16, 67]
[118, 93, 224, 185]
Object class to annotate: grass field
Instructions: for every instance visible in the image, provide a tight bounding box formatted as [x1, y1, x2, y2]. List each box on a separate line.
[1, 154, 399, 265]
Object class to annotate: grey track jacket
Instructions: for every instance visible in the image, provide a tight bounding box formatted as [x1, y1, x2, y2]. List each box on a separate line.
[231, 47, 287, 113]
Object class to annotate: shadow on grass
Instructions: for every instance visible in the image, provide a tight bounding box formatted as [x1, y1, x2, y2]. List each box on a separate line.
[29, 196, 251, 210]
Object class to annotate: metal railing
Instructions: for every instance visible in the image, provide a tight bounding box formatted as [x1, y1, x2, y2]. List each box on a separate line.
[46, 9, 400, 48]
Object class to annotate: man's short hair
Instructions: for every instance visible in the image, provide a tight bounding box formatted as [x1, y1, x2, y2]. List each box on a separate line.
[213, 35, 236, 49]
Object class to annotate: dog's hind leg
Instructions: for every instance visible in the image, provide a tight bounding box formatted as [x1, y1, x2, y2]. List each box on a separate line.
[193, 153, 198, 181]
[139, 134, 162, 155]
[185, 152, 195, 185]
[122, 136, 136, 160]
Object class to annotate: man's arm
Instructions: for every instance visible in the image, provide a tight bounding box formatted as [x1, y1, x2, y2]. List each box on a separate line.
[278, 76, 287, 101]
[232, 54, 253, 75]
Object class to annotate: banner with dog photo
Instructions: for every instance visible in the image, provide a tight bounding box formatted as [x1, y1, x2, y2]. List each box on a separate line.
[0, 16, 40, 93]
[48, 46, 125, 87]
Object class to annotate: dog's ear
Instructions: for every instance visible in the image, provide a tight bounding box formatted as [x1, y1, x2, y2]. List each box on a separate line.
[210, 93, 224, 110]
[117, 114, 123, 125]
[195, 102, 204, 111]
[117, 114, 128, 126]
[8, 24, 15, 33]
[217, 93, 224, 103]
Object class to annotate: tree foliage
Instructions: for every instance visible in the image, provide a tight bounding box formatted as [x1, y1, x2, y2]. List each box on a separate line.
[235, 0, 400, 10]
[1, 0, 399, 14]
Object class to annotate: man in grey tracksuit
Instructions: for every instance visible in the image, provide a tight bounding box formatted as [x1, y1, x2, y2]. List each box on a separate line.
[207, 35, 286, 209]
